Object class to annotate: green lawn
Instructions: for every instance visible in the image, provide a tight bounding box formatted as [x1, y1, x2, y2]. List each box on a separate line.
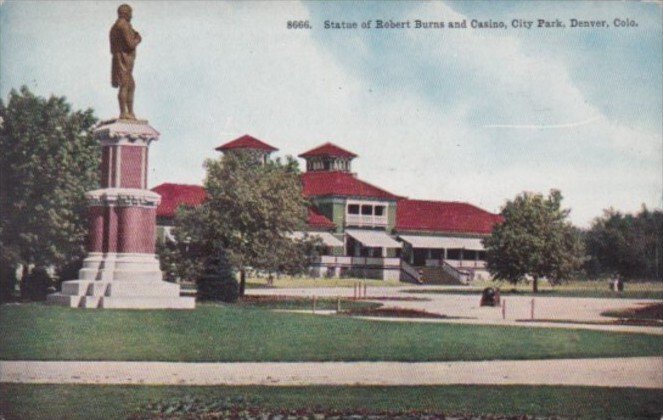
[1, 384, 661, 419]
[246, 276, 404, 289]
[1, 303, 661, 362]
[236, 296, 380, 311]
[403, 281, 663, 300]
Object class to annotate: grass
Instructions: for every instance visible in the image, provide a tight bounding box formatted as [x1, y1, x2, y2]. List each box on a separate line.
[1, 384, 661, 419]
[246, 276, 404, 289]
[405, 280, 663, 299]
[236, 295, 381, 311]
[1, 303, 661, 362]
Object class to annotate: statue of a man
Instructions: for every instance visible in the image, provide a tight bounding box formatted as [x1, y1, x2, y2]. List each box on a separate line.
[110, 4, 141, 120]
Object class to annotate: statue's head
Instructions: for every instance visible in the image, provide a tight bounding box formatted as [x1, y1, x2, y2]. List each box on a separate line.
[117, 4, 133, 21]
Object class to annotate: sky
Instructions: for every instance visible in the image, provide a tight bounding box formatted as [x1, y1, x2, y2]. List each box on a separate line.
[1, 0, 661, 227]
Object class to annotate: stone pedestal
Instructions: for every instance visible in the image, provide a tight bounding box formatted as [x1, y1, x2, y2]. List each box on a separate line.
[48, 119, 195, 309]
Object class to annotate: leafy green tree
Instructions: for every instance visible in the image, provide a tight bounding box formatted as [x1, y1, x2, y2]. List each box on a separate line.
[156, 210, 207, 284]
[585, 206, 662, 280]
[0, 87, 99, 285]
[483, 190, 585, 293]
[175, 150, 312, 296]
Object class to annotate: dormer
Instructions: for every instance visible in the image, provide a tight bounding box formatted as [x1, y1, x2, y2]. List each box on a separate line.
[298, 142, 357, 173]
[215, 134, 278, 164]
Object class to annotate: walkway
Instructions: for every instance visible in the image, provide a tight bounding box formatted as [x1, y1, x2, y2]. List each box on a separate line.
[1, 358, 660, 388]
[250, 286, 663, 335]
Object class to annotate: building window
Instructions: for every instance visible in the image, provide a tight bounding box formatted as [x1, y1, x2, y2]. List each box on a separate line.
[348, 204, 360, 215]
[374, 206, 385, 216]
[361, 205, 372, 215]
[447, 249, 461, 260]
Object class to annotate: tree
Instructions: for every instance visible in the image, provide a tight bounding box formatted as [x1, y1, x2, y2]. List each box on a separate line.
[585, 206, 662, 280]
[176, 150, 312, 296]
[0, 87, 99, 285]
[483, 190, 585, 293]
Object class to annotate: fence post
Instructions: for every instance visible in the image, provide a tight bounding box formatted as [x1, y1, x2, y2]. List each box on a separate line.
[337, 296, 341, 313]
[502, 299, 506, 320]
[363, 281, 367, 299]
[530, 298, 535, 320]
[313, 294, 317, 314]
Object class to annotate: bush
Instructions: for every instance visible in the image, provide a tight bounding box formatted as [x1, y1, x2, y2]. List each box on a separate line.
[0, 263, 17, 303]
[55, 258, 83, 291]
[21, 267, 52, 301]
[196, 254, 238, 302]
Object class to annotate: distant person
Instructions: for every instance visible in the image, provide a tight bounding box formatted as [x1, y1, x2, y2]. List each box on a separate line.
[110, 4, 141, 120]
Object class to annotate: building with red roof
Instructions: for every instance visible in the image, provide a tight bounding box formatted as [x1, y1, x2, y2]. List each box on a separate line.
[299, 142, 357, 172]
[152, 183, 206, 220]
[395, 199, 503, 235]
[301, 171, 401, 201]
[155, 138, 502, 282]
[215, 134, 278, 153]
[307, 207, 336, 230]
[215, 134, 278, 164]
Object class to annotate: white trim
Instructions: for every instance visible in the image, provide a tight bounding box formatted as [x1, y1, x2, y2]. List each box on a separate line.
[141, 147, 147, 189]
[290, 231, 343, 247]
[114, 145, 121, 187]
[399, 235, 485, 251]
[345, 229, 402, 248]
[345, 200, 389, 227]
[86, 188, 161, 208]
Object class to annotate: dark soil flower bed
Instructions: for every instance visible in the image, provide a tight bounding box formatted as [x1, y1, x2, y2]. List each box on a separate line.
[601, 303, 663, 321]
[342, 307, 448, 319]
[130, 395, 573, 419]
[240, 295, 313, 303]
[363, 296, 431, 301]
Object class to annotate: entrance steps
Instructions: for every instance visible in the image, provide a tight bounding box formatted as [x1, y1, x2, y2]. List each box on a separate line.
[418, 266, 466, 285]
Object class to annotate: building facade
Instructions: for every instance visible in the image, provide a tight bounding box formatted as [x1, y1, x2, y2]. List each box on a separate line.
[153, 135, 502, 284]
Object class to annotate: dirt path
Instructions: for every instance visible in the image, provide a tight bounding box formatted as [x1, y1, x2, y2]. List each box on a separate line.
[250, 287, 663, 335]
[1, 358, 661, 388]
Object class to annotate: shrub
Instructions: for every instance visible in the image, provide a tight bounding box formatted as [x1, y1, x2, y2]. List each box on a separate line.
[196, 254, 238, 302]
[55, 258, 83, 290]
[21, 267, 52, 301]
[0, 263, 17, 303]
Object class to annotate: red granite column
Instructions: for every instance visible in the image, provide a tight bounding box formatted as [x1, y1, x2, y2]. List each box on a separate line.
[117, 206, 156, 254]
[119, 145, 145, 188]
[104, 206, 119, 253]
[139, 206, 157, 253]
[87, 206, 105, 253]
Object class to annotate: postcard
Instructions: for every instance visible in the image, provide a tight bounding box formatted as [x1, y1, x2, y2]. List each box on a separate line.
[1, 1, 661, 419]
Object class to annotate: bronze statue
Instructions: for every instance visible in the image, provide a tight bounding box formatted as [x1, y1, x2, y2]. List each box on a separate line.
[110, 4, 141, 120]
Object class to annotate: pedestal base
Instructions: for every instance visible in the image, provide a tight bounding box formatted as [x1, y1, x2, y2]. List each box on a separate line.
[47, 252, 195, 309]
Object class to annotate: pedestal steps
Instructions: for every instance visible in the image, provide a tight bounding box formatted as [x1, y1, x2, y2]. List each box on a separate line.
[47, 279, 195, 309]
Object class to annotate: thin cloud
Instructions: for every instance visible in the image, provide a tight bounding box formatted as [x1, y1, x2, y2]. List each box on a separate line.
[483, 117, 601, 130]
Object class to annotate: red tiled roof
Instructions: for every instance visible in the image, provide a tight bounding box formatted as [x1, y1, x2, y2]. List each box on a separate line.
[307, 207, 336, 229]
[301, 171, 400, 200]
[152, 182, 335, 230]
[215, 135, 278, 152]
[152, 183, 206, 218]
[298, 142, 357, 159]
[395, 199, 502, 235]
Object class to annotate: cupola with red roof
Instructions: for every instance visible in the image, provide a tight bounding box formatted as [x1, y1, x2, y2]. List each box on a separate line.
[215, 134, 278, 164]
[298, 142, 357, 173]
